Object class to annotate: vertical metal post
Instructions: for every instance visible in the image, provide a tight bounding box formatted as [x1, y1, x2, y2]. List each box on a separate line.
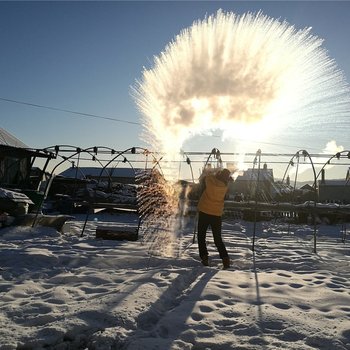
[252, 149, 261, 252]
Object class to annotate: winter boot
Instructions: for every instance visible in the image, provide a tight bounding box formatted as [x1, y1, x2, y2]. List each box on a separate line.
[222, 257, 230, 269]
[201, 256, 209, 266]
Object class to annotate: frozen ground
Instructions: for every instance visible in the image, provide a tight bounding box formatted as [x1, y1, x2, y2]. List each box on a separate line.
[0, 212, 350, 350]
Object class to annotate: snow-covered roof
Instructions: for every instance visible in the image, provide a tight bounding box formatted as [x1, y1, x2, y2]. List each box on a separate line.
[271, 181, 293, 195]
[59, 167, 144, 179]
[0, 127, 28, 148]
[237, 167, 274, 181]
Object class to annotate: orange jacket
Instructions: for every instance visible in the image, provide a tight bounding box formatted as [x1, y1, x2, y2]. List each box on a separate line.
[198, 174, 228, 216]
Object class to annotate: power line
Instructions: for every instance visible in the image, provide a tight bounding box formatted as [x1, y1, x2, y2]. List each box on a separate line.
[0, 96, 333, 153]
[0, 97, 141, 126]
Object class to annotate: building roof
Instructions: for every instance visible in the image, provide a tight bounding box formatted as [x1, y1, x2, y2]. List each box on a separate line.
[236, 167, 274, 181]
[59, 167, 144, 180]
[300, 184, 314, 191]
[271, 181, 293, 195]
[319, 179, 350, 186]
[0, 127, 28, 148]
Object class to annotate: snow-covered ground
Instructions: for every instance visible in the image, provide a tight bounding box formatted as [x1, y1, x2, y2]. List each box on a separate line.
[0, 212, 350, 350]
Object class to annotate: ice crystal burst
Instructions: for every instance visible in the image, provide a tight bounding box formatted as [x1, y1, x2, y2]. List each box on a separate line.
[134, 10, 350, 161]
[133, 10, 350, 255]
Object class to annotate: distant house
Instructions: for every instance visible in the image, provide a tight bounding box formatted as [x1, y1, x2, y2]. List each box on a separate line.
[58, 167, 144, 185]
[232, 164, 275, 201]
[0, 128, 53, 191]
[271, 181, 294, 200]
[316, 168, 350, 203]
[0, 127, 28, 148]
[300, 184, 314, 192]
[318, 179, 350, 203]
[0, 128, 55, 212]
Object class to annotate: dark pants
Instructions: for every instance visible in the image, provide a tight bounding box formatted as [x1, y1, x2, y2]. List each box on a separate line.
[197, 211, 228, 260]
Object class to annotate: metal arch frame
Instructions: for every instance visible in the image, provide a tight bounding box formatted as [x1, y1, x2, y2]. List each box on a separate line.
[78, 146, 168, 237]
[41, 145, 163, 237]
[313, 150, 350, 188]
[281, 152, 302, 206]
[33, 145, 164, 232]
[44, 145, 113, 184]
[96, 146, 162, 178]
[80, 146, 140, 236]
[32, 145, 108, 227]
[180, 151, 195, 183]
[281, 149, 318, 252]
[248, 149, 262, 199]
[203, 148, 223, 170]
[40, 145, 164, 190]
[252, 149, 262, 252]
[313, 150, 350, 245]
[42, 145, 109, 177]
[282, 150, 316, 190]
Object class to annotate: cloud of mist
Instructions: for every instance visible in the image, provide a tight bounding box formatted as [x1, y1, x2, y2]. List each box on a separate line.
[133, 9, 350, 179]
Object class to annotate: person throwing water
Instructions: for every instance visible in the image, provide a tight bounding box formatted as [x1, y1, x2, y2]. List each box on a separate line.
[197, 168, 231, 269]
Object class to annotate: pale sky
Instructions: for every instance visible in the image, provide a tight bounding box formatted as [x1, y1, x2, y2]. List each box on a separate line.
[1, 1, 350, 180]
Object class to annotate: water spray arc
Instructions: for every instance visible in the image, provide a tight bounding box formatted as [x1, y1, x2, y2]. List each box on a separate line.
[134, 9, 350, 163]
[133, 9, 350, 253]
